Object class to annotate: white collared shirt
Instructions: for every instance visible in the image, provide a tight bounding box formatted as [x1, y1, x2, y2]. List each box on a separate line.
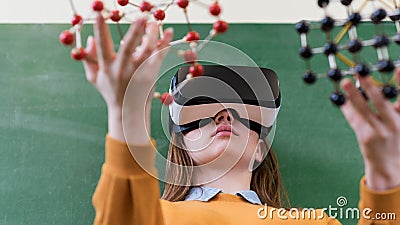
[184, 186, 262, 205]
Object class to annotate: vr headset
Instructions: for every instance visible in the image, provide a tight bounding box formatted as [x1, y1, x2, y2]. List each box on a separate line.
[168, 65, 281, 138]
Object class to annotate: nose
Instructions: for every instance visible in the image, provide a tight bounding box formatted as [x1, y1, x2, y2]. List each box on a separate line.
[214, 109, 233, 124]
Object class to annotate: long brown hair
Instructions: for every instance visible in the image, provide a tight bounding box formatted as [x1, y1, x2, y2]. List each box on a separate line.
[162, 132, 290, 208]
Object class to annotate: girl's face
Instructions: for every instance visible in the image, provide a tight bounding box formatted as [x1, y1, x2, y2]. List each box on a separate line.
[183, 109, 262, 169]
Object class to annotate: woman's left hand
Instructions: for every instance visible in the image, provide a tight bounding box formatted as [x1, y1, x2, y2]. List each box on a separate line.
[340, 69, 400, 191]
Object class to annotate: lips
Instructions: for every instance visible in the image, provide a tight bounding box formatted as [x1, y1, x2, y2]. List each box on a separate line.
[213, 125, 238, 137]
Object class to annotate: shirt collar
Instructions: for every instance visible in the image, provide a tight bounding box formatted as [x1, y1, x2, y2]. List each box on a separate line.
[184, 186, 262, 205]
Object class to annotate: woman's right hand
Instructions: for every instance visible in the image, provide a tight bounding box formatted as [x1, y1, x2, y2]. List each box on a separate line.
[82, 14, 173, 143]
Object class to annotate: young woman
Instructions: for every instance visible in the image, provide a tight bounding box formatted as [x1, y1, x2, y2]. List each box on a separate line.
[82, 14, 400, 225]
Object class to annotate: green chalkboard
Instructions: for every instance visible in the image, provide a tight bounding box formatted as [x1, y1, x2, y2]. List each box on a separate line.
[1, 23, 398, 225]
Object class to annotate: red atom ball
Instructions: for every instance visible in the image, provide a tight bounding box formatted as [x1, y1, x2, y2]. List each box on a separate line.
[153, 9, 166, 21]
[189, 63, 204, 77]
[183, 50, 197, 64]
[59, 30, 75, 46]
[110, 10, 122, 22]
[209, 3, 221, 16]
[213, 20, 229, 33]
[71, 14, 83, 26]
[186, 31, 200, 42]
[92, 0, 104, 11]
[140, 1, 153, 12]
[177, 0, 189, 8]
[117, 0, 129, 6]
[71, 47, 87, 61]
[161, 93, 173, 105]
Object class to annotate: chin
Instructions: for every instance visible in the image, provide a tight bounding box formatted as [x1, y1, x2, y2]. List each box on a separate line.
[189, 143, 228, 165]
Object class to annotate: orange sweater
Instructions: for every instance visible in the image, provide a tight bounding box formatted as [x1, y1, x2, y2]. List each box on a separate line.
[92, 135, 400, 225]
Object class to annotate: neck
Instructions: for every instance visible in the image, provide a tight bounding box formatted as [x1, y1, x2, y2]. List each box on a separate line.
[192, 166, 252, 194]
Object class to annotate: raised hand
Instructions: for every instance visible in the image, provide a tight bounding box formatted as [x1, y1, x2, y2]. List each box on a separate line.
[82, 13, 173, 143]
[340, 70, 400, 191]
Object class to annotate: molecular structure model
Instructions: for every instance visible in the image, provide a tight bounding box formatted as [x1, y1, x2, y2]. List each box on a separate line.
[59, 0, 229, 105]
[296, 0, 400, 106]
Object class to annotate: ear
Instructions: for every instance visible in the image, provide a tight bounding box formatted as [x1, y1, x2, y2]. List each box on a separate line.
[254, 139, 266, 163]
[248, 139, 267, 172]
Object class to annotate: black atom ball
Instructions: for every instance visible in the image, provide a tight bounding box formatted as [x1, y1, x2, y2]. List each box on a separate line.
[295, 21, 310, 34]
[318, 0, 330, 8]
[393, 33, 400, 45]
[303, 71, 317, 84]
[327, 68, 343, 81]
[299, 46, 313, 59]
[348, 12, 362, 26]
[376, 60, 395, 73]
[355, 64, 370, 77]
[341, 0, 352, 6]
[347, 39, 363, 53]
[321, 17, 335, 32]
[330, 92, 346, 106]
[373, 35, 390, 48]
[371, 8, 387, 24]
[324, 42, 338, 55]
[389, 9, 400, 21]
[382, 85, 398, 99]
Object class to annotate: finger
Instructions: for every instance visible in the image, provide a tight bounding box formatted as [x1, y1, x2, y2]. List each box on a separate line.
[341, 98, 368, 133]
[340, 100, 377, 145]
[94, 14, 115, 67]
[340, 79, 377, 136]
[358, 75, 397, 124]
[394, 68, 400, 113]
[132, 22, 159, 65]
[341, 78, 381, 128]
[156, 27, 174, 60]
[395, 101, 400, 113]
[84, 36, 98, 63]
[117, 18, 146, 65]
[83, 36, 99, 85]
